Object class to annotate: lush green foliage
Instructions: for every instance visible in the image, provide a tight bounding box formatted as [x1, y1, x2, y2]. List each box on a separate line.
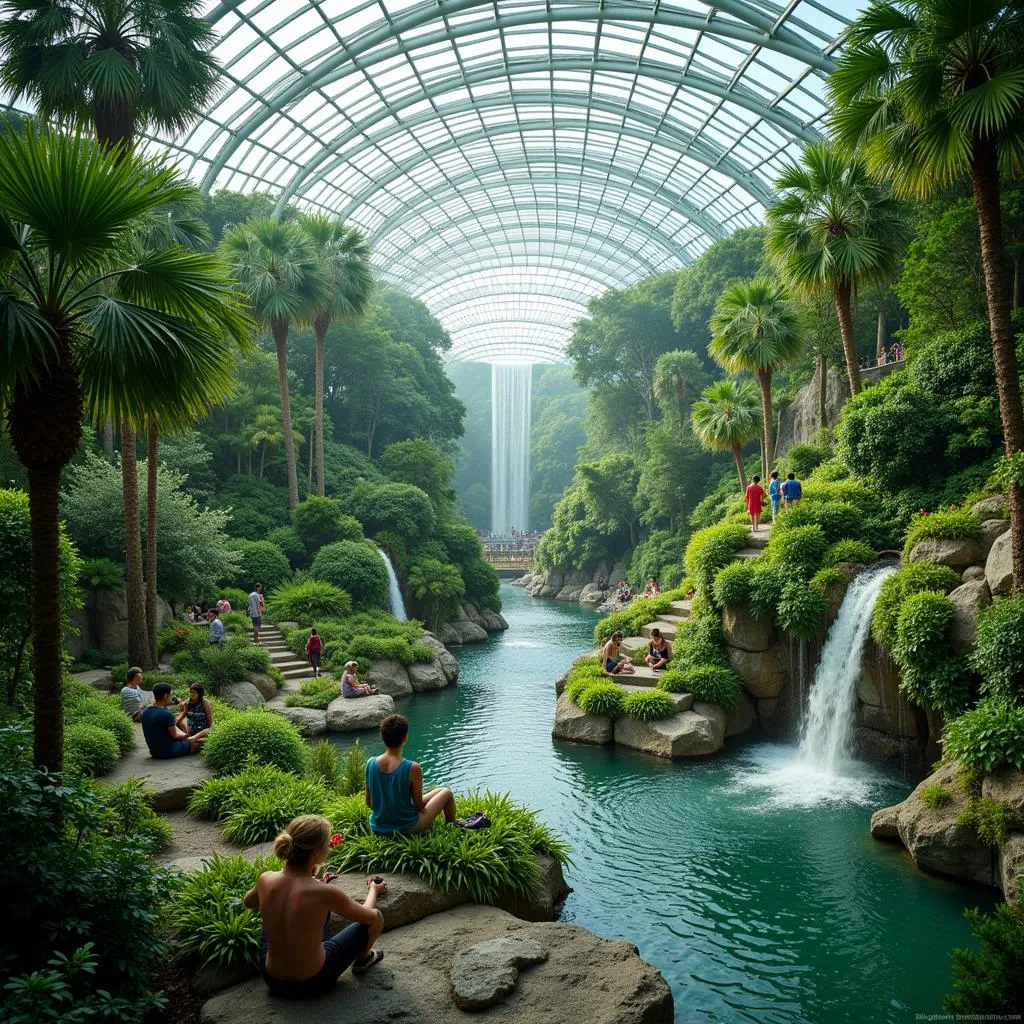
[774, 501, 867, 545]
[766, 524, 828, 578]
[285, 676, 341, 709]
[621, 688, 676, 721]
[265, 579, 353, 623]
[407, 558, 465, 629]
[659, 665, 741, 710]
[712, 560, 756, 611]
[170, 630, 271, 691]
[918, 783, 952, 809]
[871, 562, 961, 649]
[957, 797, 1010, 849]
[101, 778, 174, 853]
[202, 710, 309, 776]
[810, 567, 847, 592]
[892, 591, 968, 715]
[280, 613, 426, 674]
[824, 539, 875, 566]
[266, 525, 307, 568]
[943, 700, 1024, 774]
[786, 443, 829, 479]
[592, 589, 687, 643]
[226, 538, 292, 592]
[577, 681, 626, 717]
[971, 598, 1024, 703]
[902, 509, 982, 558]
[292, 496, 363, 553]
[776, 580, 829, 640]
[311, 540, 389, 610]
[327, 790, 569, 905]
[346, 481, 436, 543]
[685, 523, 751, 598]
[78, 556, 125, 590]
[63, 722, 120, 777]
[563, 659, 606, 703]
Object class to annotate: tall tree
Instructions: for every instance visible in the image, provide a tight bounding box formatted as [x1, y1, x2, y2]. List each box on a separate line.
[709, 277, 804, 477]
[300, 215, 373, 497]
[691, 378, 762, 490]
[829, 0, 1024, 593]
[653, 350, 710, 422]
[764, 142, 906, 397]
[221, 218, 323, 508]
[0, 127, 248, 772]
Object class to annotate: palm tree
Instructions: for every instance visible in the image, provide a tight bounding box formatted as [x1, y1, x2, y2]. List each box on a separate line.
[0, 126, 248, 772]
[221, 218, 323, 508]
[709, 277, 804, 477]
[652, 349, 709, 422]
[691, 378, 762, 490]
[829, 0, 1024, 594]
[300, 215, 373, 497]
[764, 142, 905, 397]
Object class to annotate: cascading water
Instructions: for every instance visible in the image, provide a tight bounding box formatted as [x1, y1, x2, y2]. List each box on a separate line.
[491, 363, 531, 534]
[377, 548, 408, 621]
[799, 565, 897, 773]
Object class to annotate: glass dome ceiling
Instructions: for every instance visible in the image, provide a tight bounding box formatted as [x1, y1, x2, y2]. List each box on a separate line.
[14, 0, 856, 363]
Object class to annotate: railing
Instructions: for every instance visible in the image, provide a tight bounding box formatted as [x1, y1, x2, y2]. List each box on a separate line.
[484, 551, 536, 572]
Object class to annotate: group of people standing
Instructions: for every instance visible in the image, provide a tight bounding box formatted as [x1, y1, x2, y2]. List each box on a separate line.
[745, 470, 803, 532]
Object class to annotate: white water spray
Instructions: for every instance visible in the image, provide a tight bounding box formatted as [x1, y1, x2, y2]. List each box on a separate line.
[799, 565, 896, 773]
[491, 364, 531, 534]
[377, 548, 407, 621]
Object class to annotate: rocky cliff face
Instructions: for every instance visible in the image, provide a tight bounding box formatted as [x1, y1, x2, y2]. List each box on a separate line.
[517, 559, 628, 605]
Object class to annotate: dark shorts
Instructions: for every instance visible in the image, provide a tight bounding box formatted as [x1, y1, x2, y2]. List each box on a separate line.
[251, 615, 262, 628]
[152, 739, 192, 759]
[260, 918, 369, 1000]
[310, 651, 321, 667]
[605, 657, 621, 672]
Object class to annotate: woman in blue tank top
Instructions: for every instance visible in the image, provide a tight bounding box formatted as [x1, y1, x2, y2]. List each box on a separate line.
[365, 714, 457, 835]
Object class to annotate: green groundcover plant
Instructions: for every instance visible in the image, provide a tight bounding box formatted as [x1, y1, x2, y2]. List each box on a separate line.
[902, 508, 982, 559]
[658, 664, 741, 711]
[621, 689, 676, 721]
[577, 681, 625, 717]
[202, 710, 310, 776]
[972, 597, 1024, 703]
[943, 699, 1024, 774]
[285, 676, 341, 710]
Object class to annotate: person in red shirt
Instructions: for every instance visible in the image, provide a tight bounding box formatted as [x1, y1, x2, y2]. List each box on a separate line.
[745, 474, 766, 533]
[305, 628, 323, 679]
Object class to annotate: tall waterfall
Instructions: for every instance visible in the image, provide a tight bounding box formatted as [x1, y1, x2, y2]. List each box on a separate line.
[799, 565, 896, 773]
[377, 548, 408, 621]
[491, 363, 531, 534]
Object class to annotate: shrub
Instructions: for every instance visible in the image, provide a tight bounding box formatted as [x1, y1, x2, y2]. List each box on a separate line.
[747, 563, 787, 620]
[311, 540, 389, 610]
[956, 797, 1010, 848]
[292, 496, 363, 553]
[919, 783, 952, 809]
[902, 508, 982, 559]
[101, 778, 173, 852]
[871, 561, 961, 649]
[577, 682, 625, 717]
[285, 676, 340, 710]
[810, 567, 846, 592]
[972, 597, 1024, 703]
[766, 524, 828, 578]
[172, 633, 263, 691]
[774, 500, 867, 545]
[712, 560, 756, 610]
[78, 556, 124, 590]
[339, 739, 368, 797]
[660, 665, 741, 710]
[217, 474, 290, 539]
[564, 659, 605, 702]
[622, 688, 676, 721]
[824, 539, 875, 566]
[265, 579, 353, 624]
[202, 711, 310, 776]
[345, 481, 436, 542]
[684, 522, 750, 597]
[407, 558, 466, 630]
[776, 580, 828, 640]
[671, 611, 728, 671]
[64, 722, 120, 776]
[266, 525, 307, 568]
[807, 457, 850, 482]
[943, 699, 1024, 773]
[226, 538, 292, 593]
[82, 696, 136, 755]
[0, 728, 168, 1023]
[157, 621, 196, 655]
[221, 780, 330, 845]
[326, 790, 569, 905]
[784, 443, 828, 479]
[216, 587, 250, 610]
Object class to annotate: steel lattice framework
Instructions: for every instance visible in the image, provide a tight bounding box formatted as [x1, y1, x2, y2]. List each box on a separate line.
[44, 1, 858, 362]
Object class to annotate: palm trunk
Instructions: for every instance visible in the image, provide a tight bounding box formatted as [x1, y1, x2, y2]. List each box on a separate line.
[876, 305, 887, 360]
[817, 355, 827, 430]
[971, 137, 1024, 596]
[272, 319, 300, 508]
[307, 427, 313, 495]
[146, 422, 159, 667]
[756, 368, 774, 479]
[834, 280, 862, 396]
[102, 419, 115, 459]
[259, 443, 266, 479]
[27, 463, 64, 773]
[732, 446, 748, 491]
[121, 421, 150, 667]
[1014, 253, 1021, 311]
[314, 314, 329, 497]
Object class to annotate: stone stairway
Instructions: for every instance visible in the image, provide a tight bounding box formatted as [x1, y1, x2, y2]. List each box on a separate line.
[260, 624, 315, 684]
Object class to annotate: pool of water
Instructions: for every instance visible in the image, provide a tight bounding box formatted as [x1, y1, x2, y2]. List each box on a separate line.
[335, 583, 992, 1023]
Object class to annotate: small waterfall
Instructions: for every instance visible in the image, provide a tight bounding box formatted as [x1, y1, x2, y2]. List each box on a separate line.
[799, 566, 896, 773]
[377, 548, 408, 621]
[491, 363, 531, 534]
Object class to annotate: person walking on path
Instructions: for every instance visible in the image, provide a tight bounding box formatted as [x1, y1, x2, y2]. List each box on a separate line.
[768, 470, 782, 520]
[248, 584, 264, 646]
[208, 608, 225, 649]
[781, 472, 803, 509]
[306, 628, 323, 679]
[120, 666, 148, 722]
[745, 474, 766, 532]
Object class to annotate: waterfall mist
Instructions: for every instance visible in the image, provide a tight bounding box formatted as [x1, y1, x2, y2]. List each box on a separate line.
[491, 363, 532, 534]
[377, 548, 408, 621]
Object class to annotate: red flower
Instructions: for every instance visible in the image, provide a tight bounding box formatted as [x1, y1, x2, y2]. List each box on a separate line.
[329, 833, 342, 846]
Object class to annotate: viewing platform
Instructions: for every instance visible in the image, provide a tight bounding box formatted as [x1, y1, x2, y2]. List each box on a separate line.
[481, 537, 538, 576]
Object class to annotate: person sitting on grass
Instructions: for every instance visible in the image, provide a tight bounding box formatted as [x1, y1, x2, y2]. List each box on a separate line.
[644, 628, 672, 672]
[141, 682, 205, 759]
[342, 660, 378, 698]
[176, 682, 213, 739]
[601, 632, 635, 675]
[120, 666, 148, 722]
[244, 814, 386, 999]
[365, 714, 460, 835]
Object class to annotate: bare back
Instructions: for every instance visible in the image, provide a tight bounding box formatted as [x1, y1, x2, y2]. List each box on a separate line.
[255, 870, 333, 980]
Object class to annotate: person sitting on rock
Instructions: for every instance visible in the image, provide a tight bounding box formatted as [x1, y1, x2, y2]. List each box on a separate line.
[601, 633, 635, 675]
[175, 682, 213, 739]
[366, 714, 457, 834]
[342, 660, 378, 698]
[141, 682, 205, 759]
[120, 666, 148, 722]
[245, 814, 386, 999]
[644, 628, 672, 672]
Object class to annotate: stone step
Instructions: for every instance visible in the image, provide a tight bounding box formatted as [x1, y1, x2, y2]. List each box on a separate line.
[733, 548, 763, 560]
[272, 658, 310, 671]
[746, 530, 771, 550]
[280, 665, 317, 681]
[667, 600, 692, 616]
[640, 621, 678, 641]
[617, 684, 694, 713]
[618, 636, 650, 657]
[658, 614, 687, 624]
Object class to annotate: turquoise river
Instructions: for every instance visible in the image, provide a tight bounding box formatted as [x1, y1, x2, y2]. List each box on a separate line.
[336, 582, 994, 1024]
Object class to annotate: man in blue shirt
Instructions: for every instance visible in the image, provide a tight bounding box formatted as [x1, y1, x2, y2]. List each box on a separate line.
[781, 472, 803, 508]
[768, 471, 782, 520]
[208, 609, 225, 649]
[141, 682, 204, 759]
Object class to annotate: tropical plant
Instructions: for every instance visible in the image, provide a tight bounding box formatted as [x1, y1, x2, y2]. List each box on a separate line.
[300, 215, 373, 497]
[407, 558, 465, 631]
[264, 579, 352, 623]
[943, 699, 1024, 774]
[577, 681, 626, 717]
[310, 540, 389, 611]
[652, 349, 710, 422]
[621, 688, 676, 721]
[221, 218, 324, 508]
[284, 676, 340, 710]
[291, 495, 362, 553]
[691, 377, 762, 490]
[972, 597, 1024, 703]
[830, 0, 1024, 594]
[658, 665, 742, 711]
[709, 276, 804, 475]
[0, 127, 247, 772]
[765, 142, 906, 396]
[201, 710, 309, 776]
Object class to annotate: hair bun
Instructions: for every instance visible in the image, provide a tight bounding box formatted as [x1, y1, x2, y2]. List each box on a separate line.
[273, 831, 294, 859]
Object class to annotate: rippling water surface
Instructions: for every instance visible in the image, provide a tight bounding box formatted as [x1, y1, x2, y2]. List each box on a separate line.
[336, 584, 993, 1023]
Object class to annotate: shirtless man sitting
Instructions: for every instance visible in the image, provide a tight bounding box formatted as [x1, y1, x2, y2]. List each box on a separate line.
[244, 814, 385, 999]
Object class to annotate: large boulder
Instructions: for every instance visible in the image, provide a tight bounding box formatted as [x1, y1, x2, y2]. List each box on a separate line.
[219, 680, 264, 710]
[962, 564, 986, 582]
[776, 364, 849, 458]
[613, 708, 725, 759]
[979, 518, 1010, 557]
[329, 871, 467, 931]
[418, 634, 460, 683]
[578, 583, 606, 604]
[998, 834, 1024, 906]
[948, 579, 992, 656]
[721, 606, 774, 653]
[93, 587, 174, 655]
[551, 693, 613, 746]
[451, 937, 549, 1011]
[326, 693, 396, 732]
[99, 725, 211, 811]
[368, 659, 413, 698]
[494, 856, 571, 923]
[199, 904, 673, 1024]
[908, 536, 983, 570]
[971, 494, 1009, 519]
[870, 805, 900, 841]
[408, 660, 448, 691]
[461, 602, 489, 630]
[725, 691, 757, 737]
[982, 769, 1024, 831]
[480, 608, 509, 632]
[268, 705, 327, 736]
[727, 643, 789, 699]
[986, 530, 1013, 596]
[246, 671, 278, 701]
